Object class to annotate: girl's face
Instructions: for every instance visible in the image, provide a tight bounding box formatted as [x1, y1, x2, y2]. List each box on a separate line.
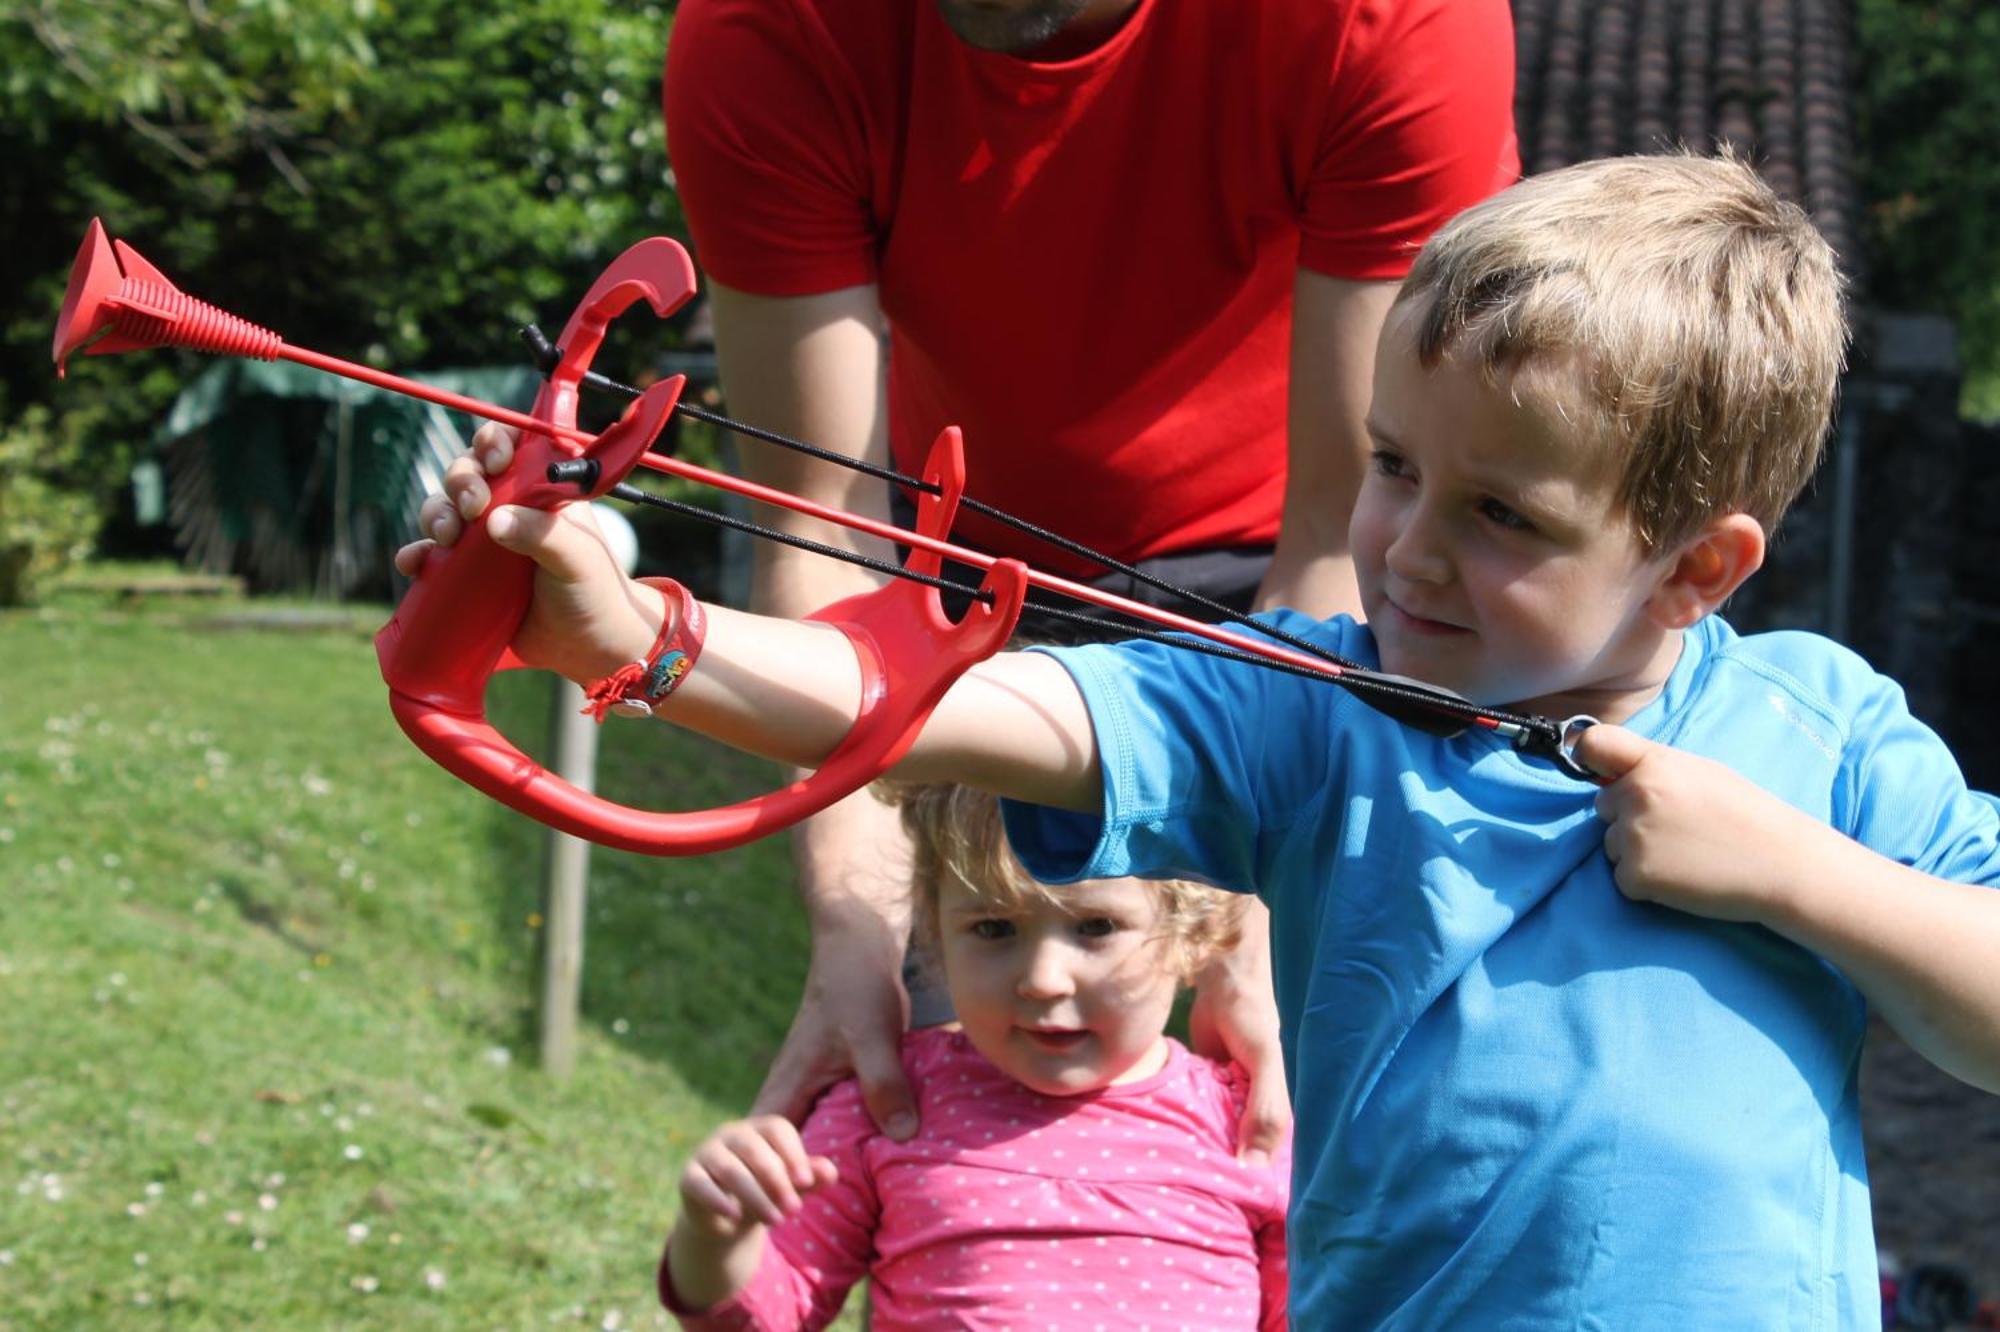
[936, 874, 1180, 1096]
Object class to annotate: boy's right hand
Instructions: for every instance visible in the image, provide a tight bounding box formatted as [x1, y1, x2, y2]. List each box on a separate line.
[392, 424, 665, 685]
[679, 1114, 840, 1241]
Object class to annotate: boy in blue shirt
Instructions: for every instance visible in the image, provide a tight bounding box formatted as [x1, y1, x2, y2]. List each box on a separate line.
[405, 153, 2000, 1328]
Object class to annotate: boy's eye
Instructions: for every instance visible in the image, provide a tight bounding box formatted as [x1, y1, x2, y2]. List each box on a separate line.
[968, 918, 1015, 941]
[1370, 449, 1411, 480]
[1073, 917, 1119, 939]
[1478, 496, 1535, 532]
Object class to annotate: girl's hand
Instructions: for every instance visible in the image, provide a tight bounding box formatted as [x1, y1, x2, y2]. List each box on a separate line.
[1576, 723, 1829, 925]
[678, 1115, 839, 1241]
[392, 424, 662, 684]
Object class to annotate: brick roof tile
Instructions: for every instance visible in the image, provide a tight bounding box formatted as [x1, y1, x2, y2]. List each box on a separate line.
[1512, 0, 1860, 273]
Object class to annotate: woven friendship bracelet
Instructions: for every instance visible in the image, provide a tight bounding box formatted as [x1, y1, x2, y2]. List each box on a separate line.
[581, 577, 708, 721]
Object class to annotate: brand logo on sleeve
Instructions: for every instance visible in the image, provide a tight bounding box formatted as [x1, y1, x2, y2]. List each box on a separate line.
[1767, 692, 1838, 760]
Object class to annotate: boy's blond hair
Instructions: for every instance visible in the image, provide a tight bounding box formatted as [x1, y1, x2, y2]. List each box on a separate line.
[887, 783, 1246, 984]
[1397, 151, 1849, 550]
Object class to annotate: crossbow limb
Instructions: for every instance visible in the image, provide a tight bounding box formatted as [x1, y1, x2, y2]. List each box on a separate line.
[53, 221, 1029, 855]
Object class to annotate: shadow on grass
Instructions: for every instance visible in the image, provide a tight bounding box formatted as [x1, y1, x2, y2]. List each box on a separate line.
[482, 672, 812, 1112]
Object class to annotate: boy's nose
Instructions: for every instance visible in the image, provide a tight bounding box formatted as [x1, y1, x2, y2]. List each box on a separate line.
[1384, 508, 1452, 584]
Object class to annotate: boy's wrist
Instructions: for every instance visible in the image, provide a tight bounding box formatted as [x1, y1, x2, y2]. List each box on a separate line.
[582, 579, 705, 720]
[1741, 819, 1864, 939]
[569, 580, 672, 687]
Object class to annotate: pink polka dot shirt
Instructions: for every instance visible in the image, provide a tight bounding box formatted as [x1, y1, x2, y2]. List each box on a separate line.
[660, 1028, 1290, 1330]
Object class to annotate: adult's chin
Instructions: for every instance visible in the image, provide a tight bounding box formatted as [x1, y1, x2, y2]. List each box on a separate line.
[933, 0, 1088, 53]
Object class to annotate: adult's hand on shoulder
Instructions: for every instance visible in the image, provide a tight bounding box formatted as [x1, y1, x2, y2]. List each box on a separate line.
[752, 902, 919, 1142]
[1188, 898, 1290, 1163]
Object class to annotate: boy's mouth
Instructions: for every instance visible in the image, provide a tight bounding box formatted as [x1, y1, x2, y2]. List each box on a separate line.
[1385, 598, 1469, 637]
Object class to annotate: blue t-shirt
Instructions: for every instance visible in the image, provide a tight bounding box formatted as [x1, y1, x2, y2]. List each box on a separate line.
[1004, 612, 2000, 1330]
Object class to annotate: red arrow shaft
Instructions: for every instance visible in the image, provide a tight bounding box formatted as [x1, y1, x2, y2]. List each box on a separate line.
[620, 449, 1356, 684]
[281, 346, 600, 448]
[283, 343, 1354, 686]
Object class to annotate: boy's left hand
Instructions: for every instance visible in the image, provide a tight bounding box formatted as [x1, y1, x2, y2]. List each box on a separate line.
[1575, 723, 1830, 925]
[392, 424, 663, 685]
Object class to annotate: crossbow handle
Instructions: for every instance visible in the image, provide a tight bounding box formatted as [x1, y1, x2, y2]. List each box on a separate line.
[375, 237, 1028, 854]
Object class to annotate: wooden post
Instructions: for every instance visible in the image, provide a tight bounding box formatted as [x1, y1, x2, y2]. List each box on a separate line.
[539, 677, 598, 1080]
[536, 503, 637, 1080]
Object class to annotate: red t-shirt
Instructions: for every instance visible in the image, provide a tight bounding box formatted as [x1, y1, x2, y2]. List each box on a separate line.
[666, 0, 1518, 575]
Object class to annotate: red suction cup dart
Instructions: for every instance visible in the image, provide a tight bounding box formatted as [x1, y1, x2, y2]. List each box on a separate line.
[51, 217, 638, 460]
[53, 218, 281, 376]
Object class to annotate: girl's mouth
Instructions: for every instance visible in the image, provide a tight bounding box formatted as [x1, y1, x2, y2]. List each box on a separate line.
[1020, 1027, 1090, 1051]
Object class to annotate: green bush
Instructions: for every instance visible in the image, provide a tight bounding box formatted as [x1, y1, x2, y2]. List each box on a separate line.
[0, 404, 105, 604]
[1857, 0, 2000, 419]
[3, 0, 684, 582]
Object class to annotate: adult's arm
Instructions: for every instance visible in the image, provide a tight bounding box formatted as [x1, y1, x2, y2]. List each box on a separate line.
[706, 280, 892, 617]
[1262, 0, 1519, 613]
[1208, 275, 1400, 1156]
[1253, 273, 1397, 619]
[705, 281, 933, 1141]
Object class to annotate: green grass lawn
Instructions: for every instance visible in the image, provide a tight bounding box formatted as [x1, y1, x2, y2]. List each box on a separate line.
[0, 572, 842, 1329]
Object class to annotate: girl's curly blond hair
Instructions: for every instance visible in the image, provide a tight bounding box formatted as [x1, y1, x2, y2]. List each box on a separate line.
[882, 781, 1247, 985]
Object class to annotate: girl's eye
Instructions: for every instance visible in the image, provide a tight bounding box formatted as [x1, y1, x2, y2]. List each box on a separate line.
[1074, 917, 1119, 940]
[1478, 497, 1535, 532]
[970, 919, 1015, 941]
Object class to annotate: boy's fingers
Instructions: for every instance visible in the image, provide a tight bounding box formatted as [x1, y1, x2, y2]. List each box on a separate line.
[417, 492, 461, 546]
[470, 423, 517, 474]
[441, 455, 489, 519]
[698, 1154, 781, 1226]
[482, 505, 612, 584]
[392, 538, 434, 577]
[1572, 723, 1651, 785]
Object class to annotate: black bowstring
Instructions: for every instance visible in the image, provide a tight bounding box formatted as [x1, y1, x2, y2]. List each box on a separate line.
[524, 326, 1571, 758]
[523, 325, 1349, 662]
[606, 483, 1489, 730]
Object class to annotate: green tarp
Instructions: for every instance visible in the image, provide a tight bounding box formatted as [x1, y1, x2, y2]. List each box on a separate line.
[150, 359, 543, 598]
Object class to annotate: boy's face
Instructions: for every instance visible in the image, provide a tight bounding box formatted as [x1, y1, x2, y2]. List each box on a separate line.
[936, 873, 1179, 1097]
[1349, 308, 1687, 723]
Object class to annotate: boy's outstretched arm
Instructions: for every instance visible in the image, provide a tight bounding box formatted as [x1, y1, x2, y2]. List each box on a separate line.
[393, 426, 1102, 813]
[1579, 725, 2000, 1096]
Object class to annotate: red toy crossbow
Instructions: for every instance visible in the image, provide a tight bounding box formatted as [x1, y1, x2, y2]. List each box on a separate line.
[52, 225, 1598, 857]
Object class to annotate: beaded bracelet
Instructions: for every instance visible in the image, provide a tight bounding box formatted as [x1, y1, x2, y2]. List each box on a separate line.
[580, 577, 708, 721]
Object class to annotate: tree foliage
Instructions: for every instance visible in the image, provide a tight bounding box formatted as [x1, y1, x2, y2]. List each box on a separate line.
[1855, 0, 2000, 419]
[0, 0, 681, 598]
[6, 0, 1998, 600]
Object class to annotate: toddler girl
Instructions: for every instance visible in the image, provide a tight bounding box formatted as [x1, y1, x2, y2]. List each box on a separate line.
[658, 784, 1290, 1330]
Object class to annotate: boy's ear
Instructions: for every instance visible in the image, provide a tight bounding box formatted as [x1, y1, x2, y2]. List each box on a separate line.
[1645, 513, 1766, 630]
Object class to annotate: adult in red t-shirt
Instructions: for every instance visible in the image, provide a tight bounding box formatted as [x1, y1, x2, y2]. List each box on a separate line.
[663, 0, 1518, 1153]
